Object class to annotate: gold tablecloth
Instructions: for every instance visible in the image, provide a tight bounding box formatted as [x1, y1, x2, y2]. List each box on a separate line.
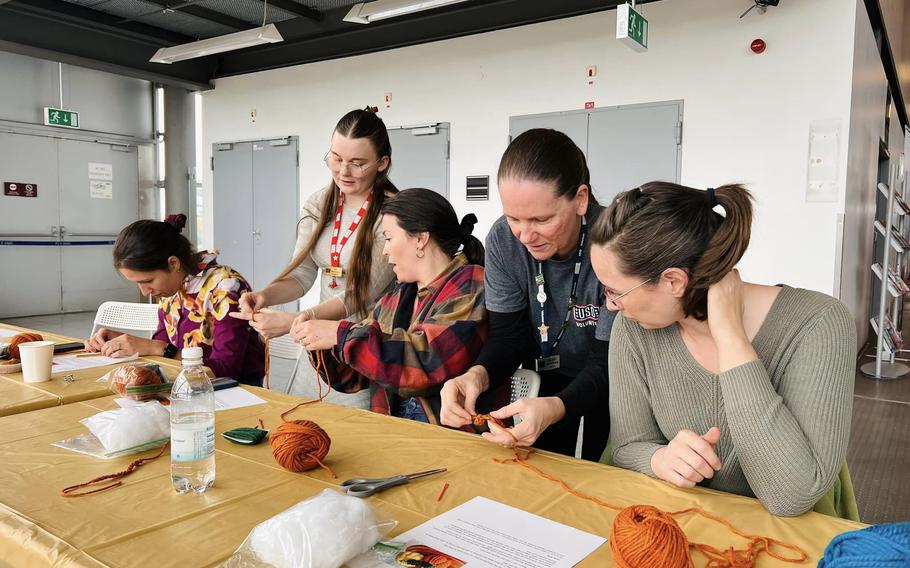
[0, 324, 182, 417]
[0, 387, 863, 567]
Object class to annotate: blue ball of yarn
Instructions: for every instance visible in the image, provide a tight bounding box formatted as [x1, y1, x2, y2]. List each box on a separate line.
[818, 522, 910, 567]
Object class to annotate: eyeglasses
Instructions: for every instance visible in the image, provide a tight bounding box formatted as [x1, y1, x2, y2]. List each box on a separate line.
[604, 278, 654, 307]
[323, 151, 378, 177]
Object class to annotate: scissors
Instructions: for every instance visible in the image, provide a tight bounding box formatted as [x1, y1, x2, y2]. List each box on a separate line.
[340, 468, 447, 498]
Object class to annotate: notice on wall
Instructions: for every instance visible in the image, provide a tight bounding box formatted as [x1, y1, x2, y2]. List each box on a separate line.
[88, 162, 113, 181]
[349, 497, 606, 568]
[3, 182, 38, 198]
[90, 180, 113, 200]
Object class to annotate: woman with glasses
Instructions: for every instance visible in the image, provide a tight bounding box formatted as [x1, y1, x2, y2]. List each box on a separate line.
[439, 128, 615, 459]
[591, 182, 854, 517]
[232, 108, 397, 401]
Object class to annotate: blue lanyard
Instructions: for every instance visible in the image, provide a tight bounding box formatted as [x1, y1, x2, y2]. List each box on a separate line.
[534, 216, 586, 357]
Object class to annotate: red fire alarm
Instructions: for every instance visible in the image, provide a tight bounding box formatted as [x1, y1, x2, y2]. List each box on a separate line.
[750, 38, 766, 54]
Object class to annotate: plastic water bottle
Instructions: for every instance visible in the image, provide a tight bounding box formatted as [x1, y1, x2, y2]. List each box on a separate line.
[170, 346, 215, 494]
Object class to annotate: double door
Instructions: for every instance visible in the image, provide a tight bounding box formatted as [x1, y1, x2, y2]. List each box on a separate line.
[213, 137, 299, 297]
[0, 132, 140, 317]
[510, 100, 683, 205]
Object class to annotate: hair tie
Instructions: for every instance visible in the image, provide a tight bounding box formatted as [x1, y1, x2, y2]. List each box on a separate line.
[459, 213, 478, 243]
[706, 187, 717, 208]
[363, 105, 378, 113]
[165, 213, 187, 233]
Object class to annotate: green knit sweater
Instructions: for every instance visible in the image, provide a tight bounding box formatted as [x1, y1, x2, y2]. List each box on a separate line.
[609, 286, 856, 517]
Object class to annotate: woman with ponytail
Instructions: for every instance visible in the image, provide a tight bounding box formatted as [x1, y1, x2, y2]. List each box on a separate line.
[85, 214, 264, 384]
[289, 188, 498, 424]
[592, 182, 855, 517]
[231, 107, 398, 403]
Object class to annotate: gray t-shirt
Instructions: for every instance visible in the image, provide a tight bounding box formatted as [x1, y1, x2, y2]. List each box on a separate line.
[484, 204, 615, 377]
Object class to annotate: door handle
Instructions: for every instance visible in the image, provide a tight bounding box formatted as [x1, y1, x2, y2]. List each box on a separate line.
[252, 230, 261, 236]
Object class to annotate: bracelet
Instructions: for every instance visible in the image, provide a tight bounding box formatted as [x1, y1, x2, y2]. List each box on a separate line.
[306, 308, 316, 320]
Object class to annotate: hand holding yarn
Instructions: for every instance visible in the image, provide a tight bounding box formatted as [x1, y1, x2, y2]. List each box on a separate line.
[480, 397, 566, 448]
[291, 319, 341, 351]
[650, 427, 722, 488]
[234, 291, 267, 320]
[439, 368, 489, 428]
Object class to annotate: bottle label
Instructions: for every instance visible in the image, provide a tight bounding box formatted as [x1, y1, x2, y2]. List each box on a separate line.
[171, 422, 215, 462]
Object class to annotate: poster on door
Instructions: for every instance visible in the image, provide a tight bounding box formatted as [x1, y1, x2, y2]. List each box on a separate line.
[88, 162, 113, 181]
[90, 180, 113, 199]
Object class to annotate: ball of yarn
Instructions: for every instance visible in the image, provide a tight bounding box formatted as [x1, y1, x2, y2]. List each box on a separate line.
[818, 522, 910, 567]
[610, 505, 690, 568]
[110, 365, 163, 398]
[8, 333, 43, 360]
[270, 420, 331, 473]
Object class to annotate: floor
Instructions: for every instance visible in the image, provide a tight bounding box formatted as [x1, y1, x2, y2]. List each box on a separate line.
[3, 311, 909, 524]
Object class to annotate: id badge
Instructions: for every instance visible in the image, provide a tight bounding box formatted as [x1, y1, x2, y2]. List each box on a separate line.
[326, 266, 344, 278]
[534, 355, 561, 372]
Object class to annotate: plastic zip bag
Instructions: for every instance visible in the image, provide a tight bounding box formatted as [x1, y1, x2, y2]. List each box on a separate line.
[98, 363, 173, 400]
[52, 402, 170, 459]
[223, 489, 397, 568]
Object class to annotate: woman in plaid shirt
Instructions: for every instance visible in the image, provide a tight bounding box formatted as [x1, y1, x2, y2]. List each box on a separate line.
[291, 188, 504, 424]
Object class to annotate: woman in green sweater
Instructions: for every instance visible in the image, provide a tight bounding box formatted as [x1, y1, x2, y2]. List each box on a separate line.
[592, 181, 855, 517]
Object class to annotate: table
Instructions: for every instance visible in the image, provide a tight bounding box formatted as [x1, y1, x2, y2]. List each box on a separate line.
[0, 324, 182, 417]
[0, 387, 863, 567]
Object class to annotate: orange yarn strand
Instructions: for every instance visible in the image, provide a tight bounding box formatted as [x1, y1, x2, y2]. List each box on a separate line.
[473, 414, 520, 446]
[494, 449, 807, 568]
[264, 338, 271, 390]
[61, 443, 169, 498]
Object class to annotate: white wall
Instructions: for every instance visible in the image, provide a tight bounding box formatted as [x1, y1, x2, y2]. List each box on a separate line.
[202, 0, 860, 302]
[840, 0, 889, 349]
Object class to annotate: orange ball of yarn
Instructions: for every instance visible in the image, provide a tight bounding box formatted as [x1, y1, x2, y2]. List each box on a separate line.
[111, 365, 163, 398]
[269, 420, 331, 473]
[8, 333, 43, 360]
[610, 505, 690, 568]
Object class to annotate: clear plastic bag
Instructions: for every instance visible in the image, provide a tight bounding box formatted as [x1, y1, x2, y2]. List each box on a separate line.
[52, 402, 170, 459]
[99, 363, 172, 400]
[223, 489, 397, 568]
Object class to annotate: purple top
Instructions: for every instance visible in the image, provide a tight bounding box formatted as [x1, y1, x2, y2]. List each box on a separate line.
[152, 252, 264, 384]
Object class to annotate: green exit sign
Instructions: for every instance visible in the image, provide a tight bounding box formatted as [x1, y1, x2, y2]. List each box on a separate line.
[44, 107, 80, 129]
[616, 3, 648, 52]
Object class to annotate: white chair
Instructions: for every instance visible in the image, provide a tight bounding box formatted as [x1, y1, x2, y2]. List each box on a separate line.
[91, 301, 161, 339]
[267, 335, 305, 393]
[510, 368, 542, 425]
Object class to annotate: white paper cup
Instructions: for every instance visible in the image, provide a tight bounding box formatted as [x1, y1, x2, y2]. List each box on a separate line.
[19, 341, 55, 383]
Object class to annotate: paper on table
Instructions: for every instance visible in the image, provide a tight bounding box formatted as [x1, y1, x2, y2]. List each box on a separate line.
[365, 496, 607, 568]
[0, 329, 18, 339]
[52, 353, 139, 374]
[214, 387, 267, 411]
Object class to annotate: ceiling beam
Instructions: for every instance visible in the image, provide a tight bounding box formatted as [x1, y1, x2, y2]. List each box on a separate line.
[124, 0, 253, 31]
[264, 0, 322, 23]
[0, 0, 212, 90]
[216, 0, 637, 78]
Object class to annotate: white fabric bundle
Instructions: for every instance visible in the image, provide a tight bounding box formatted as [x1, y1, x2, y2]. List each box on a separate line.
[246, 489, 383, 568]
[80, 402, 170, 454]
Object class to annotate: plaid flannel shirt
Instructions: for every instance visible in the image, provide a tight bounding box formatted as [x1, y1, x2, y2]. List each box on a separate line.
[311, 253, 508, 425]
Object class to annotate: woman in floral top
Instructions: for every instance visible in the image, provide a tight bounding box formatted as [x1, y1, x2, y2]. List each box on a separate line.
[84, 214, 264, 384]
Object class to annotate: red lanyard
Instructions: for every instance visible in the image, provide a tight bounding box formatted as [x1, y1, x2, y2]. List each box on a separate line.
[327, 191, 372, 288]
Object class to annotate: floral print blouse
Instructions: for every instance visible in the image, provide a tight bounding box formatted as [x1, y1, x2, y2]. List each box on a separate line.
[153, 252, 264, 384]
